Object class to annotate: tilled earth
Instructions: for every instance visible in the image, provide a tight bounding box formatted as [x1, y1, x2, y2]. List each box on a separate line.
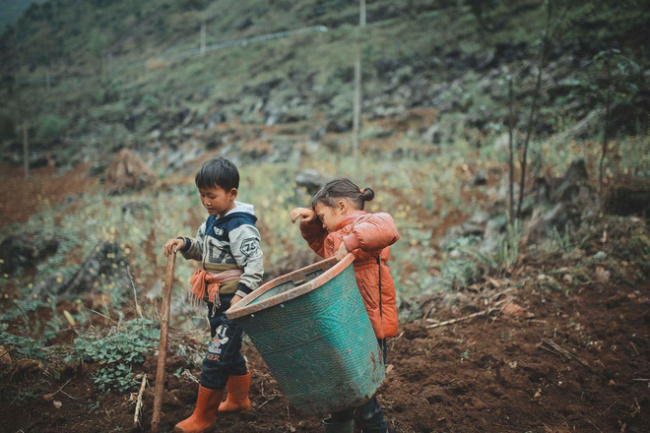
[2, 273, 648, 433]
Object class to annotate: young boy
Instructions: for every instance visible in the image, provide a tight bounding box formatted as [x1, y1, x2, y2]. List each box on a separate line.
[164, 157, 264, 433]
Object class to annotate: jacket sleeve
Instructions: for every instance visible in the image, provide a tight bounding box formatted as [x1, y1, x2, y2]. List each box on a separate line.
[228, 223, 264, 298]
[299, 218, 328, 258]
[180, 222, 206, 261]
[342, 212, 400, 252]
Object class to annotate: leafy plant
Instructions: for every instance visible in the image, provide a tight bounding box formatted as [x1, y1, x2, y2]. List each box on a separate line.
[1, 298, 48, 323]
[71, 318, 159, 392]
[497, 216, 520, 270]
[548, 224, 572, 252]
[0, 324, 43, 362]
[93, 364, 138, 393]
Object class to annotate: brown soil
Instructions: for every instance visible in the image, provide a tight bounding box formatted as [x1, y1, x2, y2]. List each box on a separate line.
[1, 269, 648, 433]
[0, 163, 98, 231]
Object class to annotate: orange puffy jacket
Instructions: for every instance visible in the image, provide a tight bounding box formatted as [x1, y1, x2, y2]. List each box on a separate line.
[300, 210, 400, 339]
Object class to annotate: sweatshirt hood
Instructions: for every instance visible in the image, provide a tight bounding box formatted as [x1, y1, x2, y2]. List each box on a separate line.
[225, 201, 256, 217]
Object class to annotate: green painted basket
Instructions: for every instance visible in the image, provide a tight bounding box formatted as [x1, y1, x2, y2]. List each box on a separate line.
[226, 254, 385, 415]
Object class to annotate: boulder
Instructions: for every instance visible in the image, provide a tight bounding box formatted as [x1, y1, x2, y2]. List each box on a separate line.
[471, 170, 488, 186]
[296, 170, 331, 196]
[0, 233, 59, 276]
[326, 118, 352, 133]
[526, 158, 597, 240]
[604, 175, 650, 217]
[32, 241, 130, 299]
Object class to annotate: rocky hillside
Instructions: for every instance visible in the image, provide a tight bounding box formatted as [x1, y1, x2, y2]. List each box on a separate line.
[0, 0, 648, 173]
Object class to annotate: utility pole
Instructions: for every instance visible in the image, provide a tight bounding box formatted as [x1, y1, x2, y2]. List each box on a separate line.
[200, 21, 206, 56]
[23, 123, 29, 180]
[353, 0, 366, 155]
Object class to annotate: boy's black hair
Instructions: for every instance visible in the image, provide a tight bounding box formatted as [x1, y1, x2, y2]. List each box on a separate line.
[195, 157, 239, 191]
[311, 178, 374, 210]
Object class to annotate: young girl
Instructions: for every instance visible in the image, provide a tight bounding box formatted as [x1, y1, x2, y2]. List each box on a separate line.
[290, 177, 400, 433]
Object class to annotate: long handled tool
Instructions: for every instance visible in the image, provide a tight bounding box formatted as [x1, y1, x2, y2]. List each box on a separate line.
[151, 252, 176, 433]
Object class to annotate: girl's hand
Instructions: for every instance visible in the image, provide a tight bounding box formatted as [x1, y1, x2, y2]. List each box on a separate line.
[290, 207, 316, 224]
[335, 242, 348, 261]
[230, 294, 243, 305]
[164, 238, 185, 256]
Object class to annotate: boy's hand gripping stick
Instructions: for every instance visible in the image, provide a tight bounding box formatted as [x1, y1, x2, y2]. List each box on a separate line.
[151, 252, 176, 432]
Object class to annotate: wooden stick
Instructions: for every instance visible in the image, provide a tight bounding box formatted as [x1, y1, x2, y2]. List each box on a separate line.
[43, 379, 73, 401]
[134, 374, 147, 426]
[151, 253, 176, 433]
[540, 339, 589, 367]
[127, 265, 143, 318]
[85, 308, 119, 326]
[426, 308, 497, 328]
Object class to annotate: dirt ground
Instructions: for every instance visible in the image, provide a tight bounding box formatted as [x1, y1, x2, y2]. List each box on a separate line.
[2, 268, 648, 433]
[0, 163, 98, 231]
[1, 166, 649, 433]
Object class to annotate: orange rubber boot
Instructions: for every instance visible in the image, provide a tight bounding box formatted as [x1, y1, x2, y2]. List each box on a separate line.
[174, 385, 224, 433]
[218, 371, 251, 413]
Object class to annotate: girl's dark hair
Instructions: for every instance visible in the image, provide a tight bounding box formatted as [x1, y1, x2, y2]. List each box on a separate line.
[311, 178, 374, 210]
[195, 157, 239, 191]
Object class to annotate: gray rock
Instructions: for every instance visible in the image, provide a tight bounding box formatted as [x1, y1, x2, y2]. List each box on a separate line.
[326, 118, 352, 133]
[469, 210, 491, 225]
[265, 112, 279, 126]
[593, 251, 607, 261]
[527, 203, 565, 240]
[167, 144, 201, 171]
[37, 241, 131, 299]
[492, 132, 510, 153]
[0, 233, 59, 276]
[471, 170, 488, 186]
[479, 218, 507, 255]
[459, 221, 485, 236]
[182, 111, 196, 126]
[423, 123, 442, 144]
[296, 170, 330, 196]
[121, 201, 153, 218]
[310, 127, 326, 142]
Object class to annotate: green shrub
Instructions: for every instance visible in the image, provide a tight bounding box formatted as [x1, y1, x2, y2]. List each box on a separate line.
[441, 257, 480, 290]
[497, 217, 520, 270]
[0, 324, 42, 361]
[0, 113, 16, 141]
[141, 94, 160, 108]
[36, 115, 67, 143]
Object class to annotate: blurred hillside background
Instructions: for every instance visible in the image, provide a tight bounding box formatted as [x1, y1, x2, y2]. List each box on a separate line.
[0, 2, 649, 431]
[2, 0, 648, 294]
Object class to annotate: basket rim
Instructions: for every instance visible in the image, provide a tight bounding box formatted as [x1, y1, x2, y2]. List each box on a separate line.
[226, 254, 355, 320]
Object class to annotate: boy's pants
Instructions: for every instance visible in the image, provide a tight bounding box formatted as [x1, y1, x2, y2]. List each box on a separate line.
[200, 295, 248, 390]
[329, 339, 389, 431]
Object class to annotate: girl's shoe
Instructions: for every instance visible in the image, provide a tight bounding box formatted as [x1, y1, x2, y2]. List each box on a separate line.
[174, 385, 224, 433]
[218, 371, 252, 413]
[323, 418, 355, 433]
